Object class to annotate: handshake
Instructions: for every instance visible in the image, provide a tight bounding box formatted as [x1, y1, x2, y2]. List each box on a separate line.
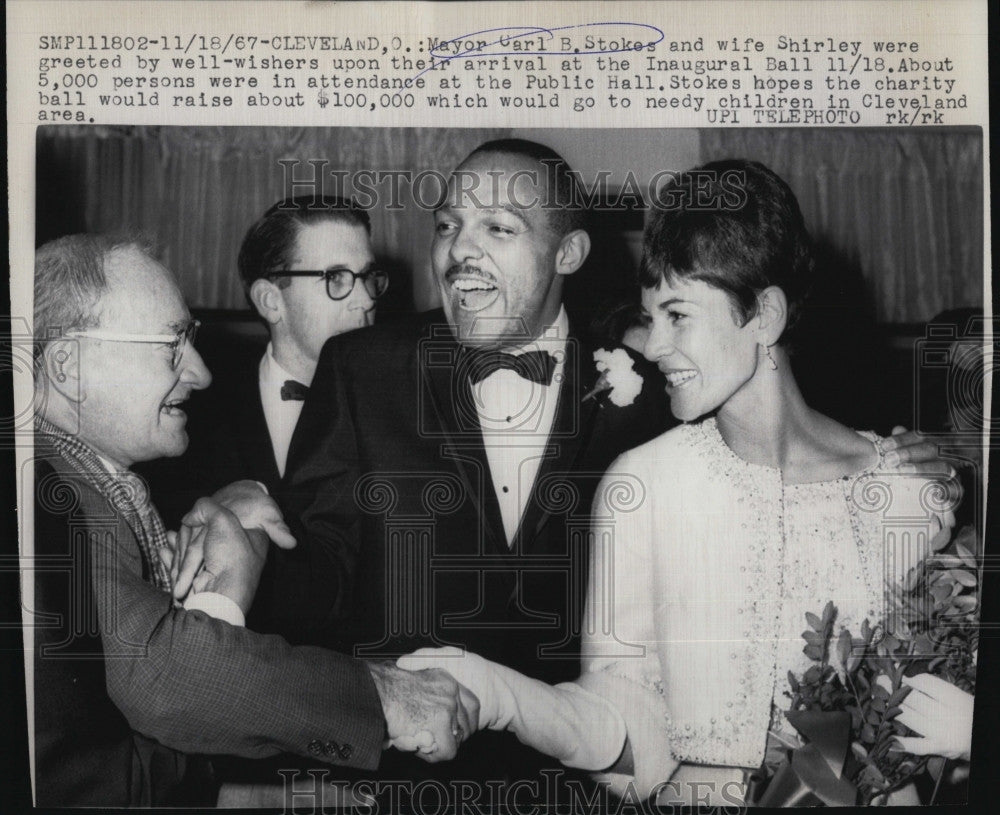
[156, 481, 626, 770]
[366, 656, 481, 763]
[376, 647, 629, 772]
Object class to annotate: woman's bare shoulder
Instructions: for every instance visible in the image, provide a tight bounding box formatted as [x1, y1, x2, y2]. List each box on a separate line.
[791, 412, 884, 483]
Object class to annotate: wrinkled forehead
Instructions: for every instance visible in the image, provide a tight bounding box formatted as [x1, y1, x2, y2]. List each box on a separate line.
[99, 246, 189, 330]
[445, 151, 549, 212]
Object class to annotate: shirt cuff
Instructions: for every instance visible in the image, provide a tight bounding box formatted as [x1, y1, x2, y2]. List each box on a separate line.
[183, 592, 246, 626]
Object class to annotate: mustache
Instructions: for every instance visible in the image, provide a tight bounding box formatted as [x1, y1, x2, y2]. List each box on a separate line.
[444, 264, 498, 284]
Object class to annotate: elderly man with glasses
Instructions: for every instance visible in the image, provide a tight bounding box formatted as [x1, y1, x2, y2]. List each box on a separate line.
[29, 234, 473, 807]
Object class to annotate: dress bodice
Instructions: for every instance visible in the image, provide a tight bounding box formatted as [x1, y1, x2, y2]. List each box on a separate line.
[581, 418, 945, 782]
[690, 419, 888, 744]
[771, 470, 883, 741]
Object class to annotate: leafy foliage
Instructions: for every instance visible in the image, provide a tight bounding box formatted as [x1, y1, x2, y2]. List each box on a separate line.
[784, 525, 980, 805]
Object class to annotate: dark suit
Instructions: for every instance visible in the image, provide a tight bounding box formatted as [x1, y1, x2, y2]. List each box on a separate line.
[282, 309, 671, 790]
[139, 343, 278, 526]
[201, 349, 284, 493]
[140, 346, 343, 642]
[32, 432, 386, 807]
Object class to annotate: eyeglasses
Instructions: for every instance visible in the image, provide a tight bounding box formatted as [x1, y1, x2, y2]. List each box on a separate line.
[268, 267, 389, 301]
[64, 320, 201, 370]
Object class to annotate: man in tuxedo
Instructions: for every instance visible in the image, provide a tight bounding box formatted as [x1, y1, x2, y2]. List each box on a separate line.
[222, 195, 384, 491]
[283, 140, 671, 793]
[29, 234, 473, 806]
[152, 197, 383, 501]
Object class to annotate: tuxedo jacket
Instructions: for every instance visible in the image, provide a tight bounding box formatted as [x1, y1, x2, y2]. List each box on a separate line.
[31, 434, 386, 807]
[281, 309, 671, 785]
[139, 343, 278, 526]
[138, 345, 322, 638]
[202, 347, 284, 493]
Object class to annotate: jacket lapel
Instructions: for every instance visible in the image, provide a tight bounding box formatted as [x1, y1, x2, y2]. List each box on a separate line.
[516, 331, 602, 549]
[236, 372, 282, 492]
[420, 330, 509, 556]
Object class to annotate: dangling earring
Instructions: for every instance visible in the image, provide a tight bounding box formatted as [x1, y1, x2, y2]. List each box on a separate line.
[761, 343, 777, 371]
[54, 350, 68, 383]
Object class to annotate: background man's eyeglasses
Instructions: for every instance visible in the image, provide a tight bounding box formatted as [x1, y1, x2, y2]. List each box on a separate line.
[268, 268, 389, 301]
[64, 320, 201, 370]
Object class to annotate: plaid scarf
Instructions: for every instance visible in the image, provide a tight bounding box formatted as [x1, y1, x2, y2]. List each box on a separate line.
[35, 416, 173, 591]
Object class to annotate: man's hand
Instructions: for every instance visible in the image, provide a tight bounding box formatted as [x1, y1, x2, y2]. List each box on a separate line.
[884, 427, 958, 477]
[165, 497, 269, 613]
[397, 647, 496, 730]
[211, 480, 297, 549]
[366, 661, 479, 763]
[884, 427, 962, 536]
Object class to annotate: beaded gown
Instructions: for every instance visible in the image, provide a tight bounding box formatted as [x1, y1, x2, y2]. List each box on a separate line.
[573, 418, 944, 800]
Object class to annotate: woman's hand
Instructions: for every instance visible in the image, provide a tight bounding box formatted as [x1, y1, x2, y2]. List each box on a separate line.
[399, 648, 629, 772]
[880, 674, 974, 760]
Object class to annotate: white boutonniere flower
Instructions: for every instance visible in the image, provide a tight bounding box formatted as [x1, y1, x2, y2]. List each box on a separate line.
[583, 348, 643, 407]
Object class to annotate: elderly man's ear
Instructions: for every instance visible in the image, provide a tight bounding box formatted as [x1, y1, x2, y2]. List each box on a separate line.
[43, 339, 82, 402]
[249, 278, 284, 327]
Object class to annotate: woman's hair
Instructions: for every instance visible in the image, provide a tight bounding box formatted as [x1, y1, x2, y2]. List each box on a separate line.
[639, 159, 814, 346]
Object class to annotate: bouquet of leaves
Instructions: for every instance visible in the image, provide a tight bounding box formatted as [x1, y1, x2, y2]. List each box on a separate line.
[779, 524, 980, 805]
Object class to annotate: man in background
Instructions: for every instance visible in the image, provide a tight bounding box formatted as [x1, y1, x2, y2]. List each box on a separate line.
[144, 196, 387, 637]
[220, 195, 384, 490]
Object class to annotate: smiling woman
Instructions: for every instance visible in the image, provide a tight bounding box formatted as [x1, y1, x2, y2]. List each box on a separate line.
[637, 159, 814, 424]
[396, 159, 963, 807]
[575, 161, 960, 804]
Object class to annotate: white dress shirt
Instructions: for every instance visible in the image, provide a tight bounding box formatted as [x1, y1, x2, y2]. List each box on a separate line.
[258, 343, 309, 478]
[472, 307, 569, 547]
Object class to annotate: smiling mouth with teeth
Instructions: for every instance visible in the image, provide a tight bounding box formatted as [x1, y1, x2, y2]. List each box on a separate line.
[451, 276, 500, 311]
[664, 370, 698, 388]
[161, 398, 187, 416]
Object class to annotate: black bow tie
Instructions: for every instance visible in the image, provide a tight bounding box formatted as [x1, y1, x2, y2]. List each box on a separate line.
[280, 380, 310, 401]
[463, 348, 557, 385]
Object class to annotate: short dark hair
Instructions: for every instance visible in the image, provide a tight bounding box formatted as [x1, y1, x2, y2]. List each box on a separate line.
[462, 138, 587, 235]
[639, 159, 814, 345]
[237, 195, 371, 295]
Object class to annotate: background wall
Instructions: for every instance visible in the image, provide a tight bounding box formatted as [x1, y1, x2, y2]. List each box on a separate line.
[34, 126, 985, 429]
[35, 126, 510, 316]
[36, 125, 983, 325]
